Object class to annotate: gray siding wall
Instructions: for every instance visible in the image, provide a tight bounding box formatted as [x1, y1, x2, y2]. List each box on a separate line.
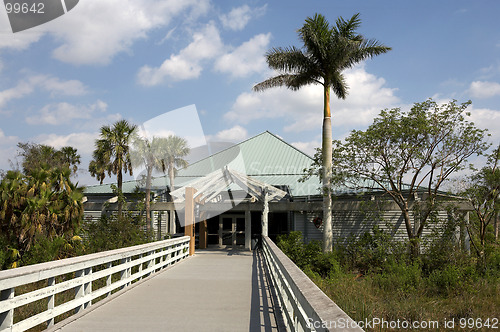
[294, 210, 450, 244]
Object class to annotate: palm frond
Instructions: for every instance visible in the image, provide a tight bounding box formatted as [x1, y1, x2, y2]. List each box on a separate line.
[265, 47, 310, 73]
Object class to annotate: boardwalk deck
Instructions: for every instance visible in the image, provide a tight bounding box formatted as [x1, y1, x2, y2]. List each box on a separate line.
[50, 248, 281, 332]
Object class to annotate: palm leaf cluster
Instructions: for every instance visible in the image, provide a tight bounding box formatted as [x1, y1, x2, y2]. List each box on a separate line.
[89, 120, 137, 217]
[254, 13, 390, 106]
[0, 168, 83, 255]
[131, 135, 189, 230]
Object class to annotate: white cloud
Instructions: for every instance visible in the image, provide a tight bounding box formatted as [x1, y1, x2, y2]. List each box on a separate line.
[0, 75, 87, 109]
[44, 77, 88, 97]
[37, 132, 99, 155]
[225, 65, 399, 135]
[291, 140, 320, 157]
[0, 15, 43, 50]
[467, 106, 500, 144]
[26, 100, 108, 125]
[468, 81, 500, 99]
[137, 22, 224, 85]
[214, 33, 270, 78]
[220, 5, 266, 31]
[213, 125, 248, 142]
[0, 129, 20, 171]
[7, 0, 210, 65]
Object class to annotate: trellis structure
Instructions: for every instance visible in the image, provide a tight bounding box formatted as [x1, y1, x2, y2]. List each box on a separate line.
[170, 167, 288, 254]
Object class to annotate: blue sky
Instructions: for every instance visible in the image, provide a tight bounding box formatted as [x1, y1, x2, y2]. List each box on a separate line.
[0, 0, 499, 185]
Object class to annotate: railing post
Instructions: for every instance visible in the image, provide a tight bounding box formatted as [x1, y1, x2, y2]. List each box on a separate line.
[84, 267, 92, 309]
[120, 259, 126, 290]
[47, 277, 55, 328]
[75, 269, 84, 314]
[126, 258, 131, 286]
[106, 262, 112, 297]
[0, 288, 14, 330]
[138, 254, 143, 278]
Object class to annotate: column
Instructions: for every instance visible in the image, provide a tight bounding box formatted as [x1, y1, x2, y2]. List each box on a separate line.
[245, 207, 251, 250]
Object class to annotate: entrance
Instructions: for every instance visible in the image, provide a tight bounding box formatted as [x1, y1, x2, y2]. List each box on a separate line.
[219, 215, 245, 247]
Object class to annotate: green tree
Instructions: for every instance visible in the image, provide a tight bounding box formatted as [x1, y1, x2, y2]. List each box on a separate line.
[462, 145, 500, 257]
[253, 13, 390, 252]
[131, 136, 169, 231]
[17, 142, 81, 176]
[161, 135, 189, 192]
[312, 99, 489, 257]
[89, 120, 137, 217]
[0, 167, 84, 264]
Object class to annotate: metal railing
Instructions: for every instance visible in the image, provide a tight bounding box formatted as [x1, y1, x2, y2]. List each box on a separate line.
[261, 236, 363, 332]
[0, 236, 190, 332]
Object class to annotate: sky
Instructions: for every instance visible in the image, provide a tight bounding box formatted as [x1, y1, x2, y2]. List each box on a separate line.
[0, 0, 499, 186]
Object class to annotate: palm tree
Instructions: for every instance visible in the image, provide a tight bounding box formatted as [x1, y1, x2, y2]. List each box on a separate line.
[0, 168, 83, 261]
[89, 120, 137, 217]
[161, 135, 189, 193]
[254, 13, 391, 252]
[131, 136, 169, 231]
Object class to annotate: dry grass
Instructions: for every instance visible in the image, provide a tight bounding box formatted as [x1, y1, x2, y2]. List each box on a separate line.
[309, 272, 500, 331]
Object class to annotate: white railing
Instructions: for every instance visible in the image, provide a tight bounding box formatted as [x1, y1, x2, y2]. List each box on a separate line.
[261, 236, 363, 332]
[0, 236, 190, 332]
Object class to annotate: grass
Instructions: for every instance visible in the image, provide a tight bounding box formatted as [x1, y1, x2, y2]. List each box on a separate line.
[308, 272, 499, 331]
[277, 231, 500, 332]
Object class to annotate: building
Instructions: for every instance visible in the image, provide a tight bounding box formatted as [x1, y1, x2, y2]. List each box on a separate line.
[83, 131, 469, 250]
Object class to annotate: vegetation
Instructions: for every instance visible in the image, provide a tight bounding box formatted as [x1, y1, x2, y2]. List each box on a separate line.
[161, 135, 189, 192]
[131, 136, 168, 232]
[89, 119, 137, 218]
[254, 13, 391, 252]
[0, 168, 84, 268]
[131, 134, 189, 232]
[83, 213, 154, 253]
[305, 99, 490, 257]
[461, 145, 500, 259]
[277, 231, 500, 331]
[16, 142, 81, 177]
[1, 120, 162, 270]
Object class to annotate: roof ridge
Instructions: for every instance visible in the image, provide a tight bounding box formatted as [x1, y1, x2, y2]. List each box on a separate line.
[185, 131, 270, 169]
[262, 131, 315, 160]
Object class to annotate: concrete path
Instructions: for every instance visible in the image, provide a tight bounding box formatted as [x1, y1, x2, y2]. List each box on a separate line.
[52, 248, 281, 332]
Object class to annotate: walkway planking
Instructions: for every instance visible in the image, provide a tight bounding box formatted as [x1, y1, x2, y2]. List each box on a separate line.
[51, 248, 281, 332]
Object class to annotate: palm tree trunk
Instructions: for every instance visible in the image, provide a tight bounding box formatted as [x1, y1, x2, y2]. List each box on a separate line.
[322, 85, 333, 252]
[117, 170, 123, 218]
[145, 166, 152, 232]
[168, 165, 175, 195]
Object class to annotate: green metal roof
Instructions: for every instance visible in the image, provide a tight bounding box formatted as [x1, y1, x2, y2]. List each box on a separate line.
[84, 131, 321, 196]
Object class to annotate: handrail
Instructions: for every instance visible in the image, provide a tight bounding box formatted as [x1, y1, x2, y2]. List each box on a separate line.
[261, 236, 363, 332]
[0, 236, 190, 332]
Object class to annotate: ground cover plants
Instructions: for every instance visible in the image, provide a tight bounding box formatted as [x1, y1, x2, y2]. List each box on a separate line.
[277, 230, 500, 331]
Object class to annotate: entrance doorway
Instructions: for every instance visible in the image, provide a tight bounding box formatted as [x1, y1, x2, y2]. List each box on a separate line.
[219, 215, 245, 247]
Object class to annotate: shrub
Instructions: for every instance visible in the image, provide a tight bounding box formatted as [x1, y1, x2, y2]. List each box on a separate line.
[276, 231, 306, 267]
[21, 235, 85, 266]
[277, 232, 343, 279]
[372, 261, 423, 294]
[82, 213, 153, 253]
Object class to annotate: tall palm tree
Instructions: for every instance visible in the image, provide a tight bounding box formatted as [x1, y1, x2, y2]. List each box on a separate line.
[254, 13, 391, 252]
[131, 136, 169, 231]
[162, 135, 189, 193]
[89, 120, 137, 217]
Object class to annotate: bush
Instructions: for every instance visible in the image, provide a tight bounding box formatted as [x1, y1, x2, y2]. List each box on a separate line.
[372, 261, 423, 294]
[277, 231, 343, 279]
[335, 226, 407, 273]
[276, 231, 305, 266]
[83, 213, 153, 253]
[21, 235, 85, 266]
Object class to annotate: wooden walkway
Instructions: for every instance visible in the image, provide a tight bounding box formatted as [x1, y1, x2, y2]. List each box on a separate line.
[50, 249, 282, 332]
